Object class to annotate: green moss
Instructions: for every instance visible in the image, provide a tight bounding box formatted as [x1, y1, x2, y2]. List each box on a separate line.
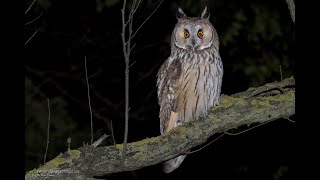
[207, 113, 217, 119]
[116, 144, 123, 149]
[115, 135, 164, 152]
[252, 98, 270, 106]
[211, 95, 247, 112]
[247, 87, 256, 91]
[168, 126, 188, 139]
[211, 95, 233, 110]
[251, 90, 294, 106]
[236, 97, 247, 105]
[25, 150, 81, 178]
[193, 123, 200, 130]
[131, 137, 152, 146]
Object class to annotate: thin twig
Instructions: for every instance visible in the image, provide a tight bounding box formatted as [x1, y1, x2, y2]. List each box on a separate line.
[91, 134, 109, 148]
[25, 11, 43, 26]
[185, 116, 291, 157]
[285, 0, 295, 23]
[129, 61, 136, 68]
[121, 0, 129, 164]
[131, 0, 164, 40]
[284, 117, 295, 123]
[133, 0, 142, 14]
[121, 0, 163, 164]
[67, 137, 71, 151]
[25, 0, 37, 14]
[110, 120, 116, 147]
[43, 98, 50, 164]
[250, 86, 285, 98]
[224, 120, 274, 136]
[130, 43, 136, 52]
[185, 133, 225, 155]
[280, 65, 283, 81]
[25, 30, 38, 45]
[85, 56, 94, 145]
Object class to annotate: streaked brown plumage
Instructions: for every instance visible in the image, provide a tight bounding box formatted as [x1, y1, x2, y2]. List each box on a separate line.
[156, 7, 223, 173]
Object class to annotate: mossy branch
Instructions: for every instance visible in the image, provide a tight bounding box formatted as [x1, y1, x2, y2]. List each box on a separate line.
[25, 77, 295, 180]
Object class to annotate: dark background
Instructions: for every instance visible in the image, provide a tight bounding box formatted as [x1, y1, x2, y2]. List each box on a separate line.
[25, 0, 295, 179]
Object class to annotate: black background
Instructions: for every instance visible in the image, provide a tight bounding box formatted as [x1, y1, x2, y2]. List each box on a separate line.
[24, 0, 295, 179]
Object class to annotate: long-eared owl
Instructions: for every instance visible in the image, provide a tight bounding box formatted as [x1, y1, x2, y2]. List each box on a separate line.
[156, 6, 223, 173]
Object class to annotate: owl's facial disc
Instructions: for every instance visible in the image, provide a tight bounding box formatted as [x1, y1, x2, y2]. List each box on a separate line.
[174, 21, 213, 51]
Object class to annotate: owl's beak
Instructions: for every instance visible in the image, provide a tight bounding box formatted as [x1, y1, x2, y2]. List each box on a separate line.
[190, 39, 197, 51]
[191, 38, 196, 47]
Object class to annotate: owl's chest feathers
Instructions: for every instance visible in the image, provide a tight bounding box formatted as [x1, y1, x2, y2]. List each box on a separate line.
[175, 50, 222, 122]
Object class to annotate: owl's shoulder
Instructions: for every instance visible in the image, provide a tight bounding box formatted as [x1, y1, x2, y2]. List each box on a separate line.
[158, 57, 182, 81]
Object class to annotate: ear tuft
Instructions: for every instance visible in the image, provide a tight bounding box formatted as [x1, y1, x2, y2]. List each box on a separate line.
[176, 7, 187, 20]
[201, 6, 210, 19]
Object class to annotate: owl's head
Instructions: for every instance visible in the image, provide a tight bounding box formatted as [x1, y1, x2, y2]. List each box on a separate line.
[172, 7, 217, 52]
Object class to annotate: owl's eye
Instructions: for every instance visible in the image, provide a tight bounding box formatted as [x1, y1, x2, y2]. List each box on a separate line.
[184, 30, 190, 38]
[197, 30, 204, 38]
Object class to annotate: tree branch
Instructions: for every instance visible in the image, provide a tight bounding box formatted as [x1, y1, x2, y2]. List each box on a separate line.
[285, 0, 295, 23]
[25, 30, 38, 45]
[43, 98, 51, 164]
[25, 11, 43, 26]
[121, 0, 130, 164]
[131, 0, 163, 40]
[25, 0, 37, 14]
[84, 56, 94, 145]
[25, 77, 295, 180]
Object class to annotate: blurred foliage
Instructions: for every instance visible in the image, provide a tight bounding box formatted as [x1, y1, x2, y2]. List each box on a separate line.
[273, 166, 289, 180]
[216, 1, 295, 87]
[25, 77, 84, 172]
[96, 0, 120, 12]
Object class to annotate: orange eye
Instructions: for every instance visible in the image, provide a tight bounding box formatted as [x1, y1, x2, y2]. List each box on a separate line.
[184, 31, 190, 38]
[198, 31, 204, 38]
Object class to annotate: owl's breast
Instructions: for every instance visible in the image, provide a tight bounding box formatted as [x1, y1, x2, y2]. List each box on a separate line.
[175, 54, 222, 123]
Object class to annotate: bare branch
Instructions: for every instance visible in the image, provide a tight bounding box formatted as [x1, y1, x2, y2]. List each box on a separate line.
[249, 76, 295, 97]
[91, 134, 109, 148]
[25, 11, 43, 26]
[285, 0, 295, 23]
[43, 98, 50, 164]
[121, 0, 127, 56]
[129, 61, 136, 68]
[25, 30, 38, 45]
[131, 0, 164, 40]
[285, 117, 295, 123]
[85, 56, 93, 144]
[185, 133, 225, 155]
[224, 120, 274, 136]
[130, 43, 136, 52]
[110, 120, 116, 147]
[121, 0, 129, 164]
[25, 0, 37, 14]
[133, 0, 142, 14]
[67, 137, 71, 151]
[280, 65, 283, 81]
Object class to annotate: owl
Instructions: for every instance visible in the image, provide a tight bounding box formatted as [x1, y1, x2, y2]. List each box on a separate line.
[156, 6, 223, 173]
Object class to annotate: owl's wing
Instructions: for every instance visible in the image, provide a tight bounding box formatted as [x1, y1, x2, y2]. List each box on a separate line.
[157, 57, 182, 134]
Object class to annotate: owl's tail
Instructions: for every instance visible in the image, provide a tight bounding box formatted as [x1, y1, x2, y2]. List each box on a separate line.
[163, 155, 187, 173]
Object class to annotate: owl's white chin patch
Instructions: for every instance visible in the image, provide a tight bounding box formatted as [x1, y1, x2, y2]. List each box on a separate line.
[199, 44, 211, 50]
[175, 42, 188, 50]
